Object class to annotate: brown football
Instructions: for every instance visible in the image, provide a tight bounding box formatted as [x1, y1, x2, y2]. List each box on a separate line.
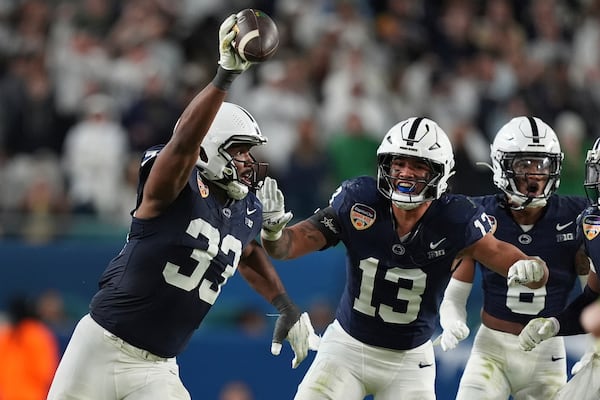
[232, 9, 279, 62]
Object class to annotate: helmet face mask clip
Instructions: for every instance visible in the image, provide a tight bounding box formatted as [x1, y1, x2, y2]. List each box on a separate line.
[585, 138, 600, 206]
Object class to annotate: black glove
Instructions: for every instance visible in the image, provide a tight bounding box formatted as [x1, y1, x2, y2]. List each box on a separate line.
[270, 293, 320, 368]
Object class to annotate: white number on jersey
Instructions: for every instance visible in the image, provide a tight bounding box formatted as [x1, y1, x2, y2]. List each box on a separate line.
[354, 257, 427, 324]
[506, 284, 547, 315]
[162, 217, 242, 304]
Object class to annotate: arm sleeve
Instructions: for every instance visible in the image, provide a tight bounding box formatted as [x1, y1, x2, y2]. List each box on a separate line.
[307, 206, 342, 249]
[440, 278, 472, 329]
[557, 285, 600, 335]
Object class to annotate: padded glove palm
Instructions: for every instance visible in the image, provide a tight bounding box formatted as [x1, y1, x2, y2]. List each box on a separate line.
[257, 177, 293, 241]
[271, 294, 320, 368]
[218, 14, 251, 72]
[518, 317, 559, 351]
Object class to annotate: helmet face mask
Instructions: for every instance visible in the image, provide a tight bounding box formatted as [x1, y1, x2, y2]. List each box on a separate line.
[195, 103, 268, 200]
[491, 116, 563, 209]
[584, 138, 600, 206]
[376, 117, 455, 209]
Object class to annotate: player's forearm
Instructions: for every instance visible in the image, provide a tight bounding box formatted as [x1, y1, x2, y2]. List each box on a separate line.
[262, 228, 294, 260]
[556, 285, 600, 336]
[172, 85, 226, 151]
[263, 222, 325, 260]
[239, 243, 285, 302]
[440, 278, 472, 328]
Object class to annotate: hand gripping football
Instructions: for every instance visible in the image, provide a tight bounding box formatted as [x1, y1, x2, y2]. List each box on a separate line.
[232, 9, 279, 62]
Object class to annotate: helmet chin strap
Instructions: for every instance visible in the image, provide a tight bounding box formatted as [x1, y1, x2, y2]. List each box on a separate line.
[392, 201, 421, 210]
[212, 180, 248, 200]
[507, 194, 546, 210]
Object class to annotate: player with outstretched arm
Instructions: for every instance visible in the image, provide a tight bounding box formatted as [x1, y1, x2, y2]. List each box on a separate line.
[47, 13, 318, 400]
[258, 117, 549, 400]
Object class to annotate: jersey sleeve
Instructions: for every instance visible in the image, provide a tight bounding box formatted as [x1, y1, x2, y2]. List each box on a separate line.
[306, 179, 364, 250]
[447, 195, 493, 248]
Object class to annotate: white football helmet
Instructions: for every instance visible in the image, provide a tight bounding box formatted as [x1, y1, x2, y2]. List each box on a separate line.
[376, 117, 455, 209]
[196, 102, 268, 200]
[584, 137, 600, 206]
[490, 116, 563, 209]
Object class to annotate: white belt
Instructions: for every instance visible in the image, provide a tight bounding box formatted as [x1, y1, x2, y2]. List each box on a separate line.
[103, 331, 170, 362]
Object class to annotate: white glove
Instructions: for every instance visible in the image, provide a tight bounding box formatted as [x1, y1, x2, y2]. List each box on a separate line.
[271, 312, 321, 369]
[433, 320, 470, 351]
[507, 257, 546, 287]
[572, 350, 595, 375]
[518, 317, 560, 351]
[218, 14, 251, 72]
[257, 177, 293, 241]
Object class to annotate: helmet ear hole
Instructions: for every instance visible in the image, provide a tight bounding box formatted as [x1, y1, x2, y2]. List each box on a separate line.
[199, 147, 208, 163]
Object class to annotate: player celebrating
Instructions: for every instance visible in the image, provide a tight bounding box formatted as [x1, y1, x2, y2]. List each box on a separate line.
[258, 117, 549, 400]
[518, 137, 600, 400]
[47, 13, 318, 400]
[436, 116, 589, 400]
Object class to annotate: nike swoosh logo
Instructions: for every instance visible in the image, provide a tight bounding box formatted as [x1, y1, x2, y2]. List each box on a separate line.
[556, 221, 573, 231]
[429, 238, 447, 249]
[551, 356, 564, 362]
[418, 362, 433, 368]
[247, 208, 257, 215]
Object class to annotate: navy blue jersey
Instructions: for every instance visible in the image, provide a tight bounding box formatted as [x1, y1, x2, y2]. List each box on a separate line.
[474, 194, 587, 325]
[90, 150, 262, 358]
[313, 177, 492, 350]
[580, 206, 600, 266]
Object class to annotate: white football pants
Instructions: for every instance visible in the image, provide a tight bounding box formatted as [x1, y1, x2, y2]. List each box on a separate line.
[47, 314, 191, 400]
[294, 319, 436, 400]
[456, 324, 566, 400]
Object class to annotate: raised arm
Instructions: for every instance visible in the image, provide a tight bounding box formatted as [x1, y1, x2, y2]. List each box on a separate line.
[136, 15, 251, 219]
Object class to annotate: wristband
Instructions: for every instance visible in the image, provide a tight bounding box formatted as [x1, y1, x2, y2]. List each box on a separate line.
[211, 66, 241, 91]
[261, 228, 283, 242]
[271, 293, 299, 316]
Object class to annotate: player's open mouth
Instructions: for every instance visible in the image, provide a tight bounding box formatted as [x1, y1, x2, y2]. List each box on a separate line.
[239, 170, 253, 185]
[526, 183, 541, 196]
[396, 181, 416, 194]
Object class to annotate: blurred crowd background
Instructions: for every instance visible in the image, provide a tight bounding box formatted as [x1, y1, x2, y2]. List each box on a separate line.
[1, 0, 599, 242]
[1, 0, 599, 398]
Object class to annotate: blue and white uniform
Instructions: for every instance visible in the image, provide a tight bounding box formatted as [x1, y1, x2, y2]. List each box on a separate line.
[91, 166, 262, 358]
[48, 148, 263, 399]
[478, 194, 586, 322]
[294, 177, 492, 400]
[455, 194, 587, 400]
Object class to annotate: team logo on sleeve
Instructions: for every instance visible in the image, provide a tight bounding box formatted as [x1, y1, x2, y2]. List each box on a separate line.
[350, 203, 376, 230]
[582, 215, 600, 240]
[487, 215, 497, 235]
[196, 174, 210, 198]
